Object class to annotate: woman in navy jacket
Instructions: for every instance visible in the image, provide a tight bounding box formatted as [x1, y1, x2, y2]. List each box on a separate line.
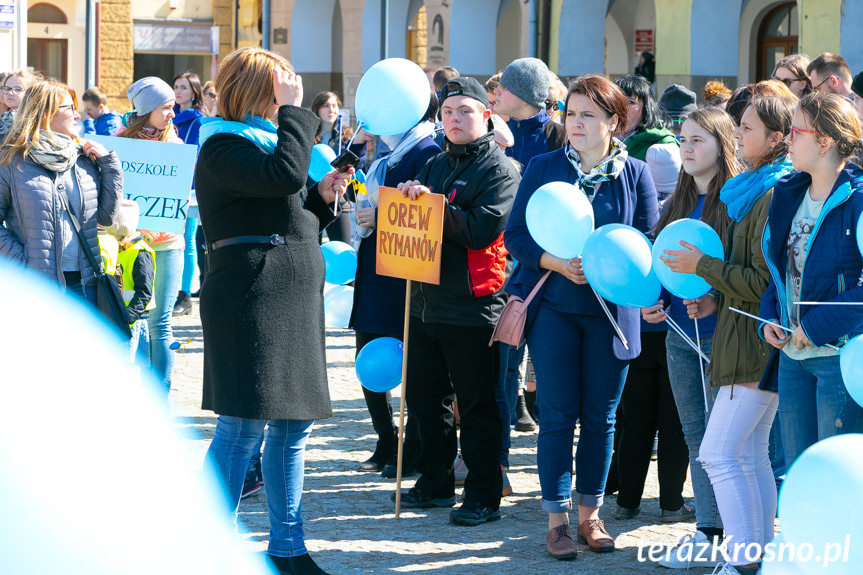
[504, 74, 658, 559]
[760, 93, 863, 468]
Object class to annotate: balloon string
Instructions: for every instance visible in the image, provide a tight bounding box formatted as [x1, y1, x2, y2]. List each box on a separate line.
[665, 314, 710, 364]
[591, 288, 629, 350]
[346, 120, 364, 150]
[337, 114, 343, 156]
[695, 316, 711, 413]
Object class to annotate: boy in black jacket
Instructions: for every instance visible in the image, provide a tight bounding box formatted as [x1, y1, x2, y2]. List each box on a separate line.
[392, 77, 520, 526]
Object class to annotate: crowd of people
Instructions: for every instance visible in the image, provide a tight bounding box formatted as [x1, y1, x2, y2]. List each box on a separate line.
[2, 46, 863, 575]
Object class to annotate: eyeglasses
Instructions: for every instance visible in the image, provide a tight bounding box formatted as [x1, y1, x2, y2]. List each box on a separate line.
[813, 75, 834, 91]
[2, 86, 25, 94]
[57, 103, 77, 113]
[788, 126, 823, 141]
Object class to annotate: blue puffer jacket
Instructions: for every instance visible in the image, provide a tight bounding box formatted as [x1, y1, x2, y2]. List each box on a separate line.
[0, 151, 123, 288]
[172, 106, 204, 145]
[759, 164, 863, 347]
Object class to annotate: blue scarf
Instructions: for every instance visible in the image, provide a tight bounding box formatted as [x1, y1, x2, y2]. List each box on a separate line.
[198, 114, 278, 153]
[720, 156, 793, 222]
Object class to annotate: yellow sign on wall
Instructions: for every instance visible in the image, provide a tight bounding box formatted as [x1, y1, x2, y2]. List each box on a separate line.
[376, 186, 445, 285]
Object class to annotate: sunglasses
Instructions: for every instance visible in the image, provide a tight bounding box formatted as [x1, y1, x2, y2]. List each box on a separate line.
[771, 76, 802, 87]
[813, 75, 834, 91]
[788, 126, 823, 141]
[2, 86, 25, 94]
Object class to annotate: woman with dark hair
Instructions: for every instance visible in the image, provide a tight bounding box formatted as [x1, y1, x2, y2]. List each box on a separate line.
[310, 90, 367, 244]
[349, 92, 440, 477]
[660, 95, 796, 574]
[614, 74, 680, 201]
[505, 74, 658, 559]
[171, 71, 206, 316]
[772, 54, 812, 98]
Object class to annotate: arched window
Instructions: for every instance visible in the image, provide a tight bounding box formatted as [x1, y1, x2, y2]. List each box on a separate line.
[757, 2, 798, 80]
[28, 3, 68, 24]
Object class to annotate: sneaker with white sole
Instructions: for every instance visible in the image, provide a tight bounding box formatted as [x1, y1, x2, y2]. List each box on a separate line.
[658, 530, 723, 569]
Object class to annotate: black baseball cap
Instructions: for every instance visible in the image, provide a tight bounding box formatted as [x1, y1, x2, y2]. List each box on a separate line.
[440, 77, 489, 108]
[852, 71, 863, 99]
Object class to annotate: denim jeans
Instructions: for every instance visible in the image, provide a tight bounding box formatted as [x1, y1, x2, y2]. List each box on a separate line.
[206, 415, 314, 557]
[129, 318, 151, 369]
[665, 330, 721, 530]
[149, 248, 182, 393]
[181, 217, 198, 294]
[527, 306, 629, 512]
[778, 352, 861, 468]
[699, 385, 778, 567]
[496, 343, 525, 468]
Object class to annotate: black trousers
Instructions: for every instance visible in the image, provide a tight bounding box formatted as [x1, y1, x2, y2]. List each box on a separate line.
[355, 331, 421, 462]
[616, 330, 689, 511]
[406, 320, 503, 510]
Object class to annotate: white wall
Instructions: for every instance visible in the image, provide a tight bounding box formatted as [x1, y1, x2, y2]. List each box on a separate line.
[361, 0, 412, 72]
[450, 0, 498, 75]
[691, 0, 742, 77]
[604, 14, 628, 76]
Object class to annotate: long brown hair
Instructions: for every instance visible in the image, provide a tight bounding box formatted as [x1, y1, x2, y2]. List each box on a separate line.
[654, 107, 742, 246]
[173, 71, 205, 112]
[310, 91, 354, 143]
[216, 46, 292, 123]
[744, 96, 795, 170]
[797, 92, 863, 159]
[118, 112, 173, 141]
[0, 79, 68, 167]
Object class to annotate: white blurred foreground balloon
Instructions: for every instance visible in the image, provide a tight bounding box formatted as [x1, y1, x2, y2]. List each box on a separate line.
[0, 263, 271, 575]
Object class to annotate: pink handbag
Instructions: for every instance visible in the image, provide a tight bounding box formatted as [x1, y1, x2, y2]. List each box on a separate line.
[489, 271, 552, 348]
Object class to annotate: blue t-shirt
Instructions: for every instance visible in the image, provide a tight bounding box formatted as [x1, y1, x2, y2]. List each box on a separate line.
[665, 195, 717, 339]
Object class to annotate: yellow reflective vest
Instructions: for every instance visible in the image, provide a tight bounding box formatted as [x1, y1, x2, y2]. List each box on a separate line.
[117, 239, 156, 313]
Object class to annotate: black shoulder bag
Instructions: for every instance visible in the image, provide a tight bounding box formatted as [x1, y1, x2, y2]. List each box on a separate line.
[57, 188, 132, 338]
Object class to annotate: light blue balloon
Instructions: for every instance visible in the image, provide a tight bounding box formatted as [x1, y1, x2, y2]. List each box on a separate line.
[525, 181, 595, 259]
[356, 337, 404, 393]
[355, 58, 430, 136]
[324, 285, 354, 328]
[857, 211, 863, 259]
[840, 334, 863, 408]
[652, 219, 725, 299]
[309, 144, 337, 182]
[760, 534, 806, 574]
[582, 224, 661, 308]
[321, 241, 357, 285]
[777, 434, 863, 575]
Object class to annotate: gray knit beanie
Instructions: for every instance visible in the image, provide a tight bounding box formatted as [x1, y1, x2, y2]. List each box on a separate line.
[127, 77, 175, 116]
[107, 199, 140, 239]
[500, 58, 550, 109]
[658, 84, 697, 121]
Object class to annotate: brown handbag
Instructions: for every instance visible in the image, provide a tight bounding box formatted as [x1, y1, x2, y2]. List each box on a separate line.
[489, 270, 551, 348]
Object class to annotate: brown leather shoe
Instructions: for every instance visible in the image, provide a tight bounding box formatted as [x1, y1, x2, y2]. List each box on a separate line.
[546, 523, 578, 560]
[576, 518, 615, 553]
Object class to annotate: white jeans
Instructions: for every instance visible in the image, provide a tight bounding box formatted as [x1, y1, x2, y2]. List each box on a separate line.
[698, 385, 778, 566]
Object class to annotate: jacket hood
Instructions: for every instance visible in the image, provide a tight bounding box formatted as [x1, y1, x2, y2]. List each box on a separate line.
[172, 106, 204, 126]
[506, 108, 551, 132]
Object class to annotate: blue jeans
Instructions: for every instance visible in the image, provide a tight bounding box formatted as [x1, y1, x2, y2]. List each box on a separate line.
[496, 343, 524, 468]
[149, 248, 182, 393]
[206, 415, 314, 557]
[527, 306, 629, 512]
[129, 318, 151, 369]
[181, 217, 198, 294]
[778, 352, 861, 468]
[665, 330, 721, 530]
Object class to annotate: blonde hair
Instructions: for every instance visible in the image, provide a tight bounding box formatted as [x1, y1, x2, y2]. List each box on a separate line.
[753, 79, 797, 100]
[703, 80, 732, 107]
[798, 93, 863, 159]
[216, 46, 293, 122]
[0, 79, 69, 167]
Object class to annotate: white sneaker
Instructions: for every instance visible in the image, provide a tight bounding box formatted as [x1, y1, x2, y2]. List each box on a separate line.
[711, 563, 740, 575]
[658, 530, 723, 569]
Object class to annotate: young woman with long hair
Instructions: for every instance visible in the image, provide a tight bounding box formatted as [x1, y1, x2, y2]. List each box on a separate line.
[0, 70, 40, 138]
[659, 95, 797, 575]
[642, 107, 742, 568]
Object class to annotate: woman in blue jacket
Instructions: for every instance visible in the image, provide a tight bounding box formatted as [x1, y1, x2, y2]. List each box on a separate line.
[504, 74, 658, 559]
[760, 92, 863, 468]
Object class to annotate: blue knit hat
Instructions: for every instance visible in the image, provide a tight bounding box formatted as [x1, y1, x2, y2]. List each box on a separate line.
[127, 77, 175, 116]
[500, 58, 551, 109]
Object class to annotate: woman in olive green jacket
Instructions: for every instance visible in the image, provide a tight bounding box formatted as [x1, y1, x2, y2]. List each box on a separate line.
[660, 95, 795, 574]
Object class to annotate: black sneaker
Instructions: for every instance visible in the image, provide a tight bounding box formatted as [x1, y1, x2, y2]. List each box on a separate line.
[391, 486, 456, 508]
[173, 291, 193, 316]
[450, 500, 501, 526]
[381, 456, 418, 479]
[267, 552, 331, 575]
[241, 459, 263, 499]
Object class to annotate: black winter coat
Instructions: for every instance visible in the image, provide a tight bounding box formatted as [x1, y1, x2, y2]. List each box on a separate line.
[195, 106, 335, 420]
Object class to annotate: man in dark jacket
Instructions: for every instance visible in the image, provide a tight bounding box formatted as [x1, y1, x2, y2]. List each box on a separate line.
[393, 77, 520, 526]
[493, 57, 566, 167]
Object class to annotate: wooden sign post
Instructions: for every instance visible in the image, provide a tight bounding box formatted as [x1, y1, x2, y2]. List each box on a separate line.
[375, 186, 445, 518]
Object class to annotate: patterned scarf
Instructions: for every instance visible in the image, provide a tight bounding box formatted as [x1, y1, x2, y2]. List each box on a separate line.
[126, 112, 165, 140]
[565, 138, 628, 199]
[27, 130, 80, 173]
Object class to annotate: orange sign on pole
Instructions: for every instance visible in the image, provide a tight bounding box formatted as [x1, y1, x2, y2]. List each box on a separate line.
[376, 186, 445, 285]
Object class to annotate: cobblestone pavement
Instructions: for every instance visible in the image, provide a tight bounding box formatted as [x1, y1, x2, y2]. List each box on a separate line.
[169, 302, 714, 574]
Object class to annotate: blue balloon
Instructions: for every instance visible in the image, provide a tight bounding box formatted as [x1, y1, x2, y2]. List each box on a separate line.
[777, 434, 863, 575]
[582, 224, 661, 308]
[324, 285, 353, 328]
[355, 58, 430, 136]
[356, 337, 404, 393]
[525, 181, 595, 259]
[840, 334, 863, 408]
[309, 144, 337, 182]
[652, 219, 725, 299]
[857, 211, 863, 259]
[321, 241, 357, 285]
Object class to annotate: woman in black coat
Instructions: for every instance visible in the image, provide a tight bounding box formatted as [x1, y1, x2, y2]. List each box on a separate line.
[194, 47, 349, 575]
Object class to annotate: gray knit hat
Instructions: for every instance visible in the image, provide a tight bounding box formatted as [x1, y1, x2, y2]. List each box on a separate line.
[107, 199, 140, 239]
[658, 84, 697, 122]
[500, 58, 550, 109]
[127, 77, 175, 116]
